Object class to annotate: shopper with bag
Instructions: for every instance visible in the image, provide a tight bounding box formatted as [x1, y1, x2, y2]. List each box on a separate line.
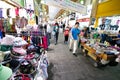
[64, 27, 69, 44]
[69, 22, 80, 56]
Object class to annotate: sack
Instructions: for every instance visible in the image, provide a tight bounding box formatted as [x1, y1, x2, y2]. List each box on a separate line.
[52, 31, 55, 35]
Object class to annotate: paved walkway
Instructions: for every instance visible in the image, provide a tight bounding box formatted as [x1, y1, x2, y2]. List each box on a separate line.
[47, 33, 120, 80]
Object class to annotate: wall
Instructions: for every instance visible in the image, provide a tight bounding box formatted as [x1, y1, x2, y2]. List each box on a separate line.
[96, 0, 120, 17]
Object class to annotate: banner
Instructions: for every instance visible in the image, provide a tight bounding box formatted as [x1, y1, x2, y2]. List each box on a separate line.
[11, 0, 24, 7]
[42, 0, 87, 14]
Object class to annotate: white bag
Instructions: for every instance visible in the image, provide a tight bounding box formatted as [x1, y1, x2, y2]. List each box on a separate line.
[52, 31, 55, 35]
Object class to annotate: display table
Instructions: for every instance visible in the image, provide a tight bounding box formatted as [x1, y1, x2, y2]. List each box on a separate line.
[81, 42, 118, 66]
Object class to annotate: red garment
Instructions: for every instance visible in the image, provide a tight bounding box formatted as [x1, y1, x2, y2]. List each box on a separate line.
[42, 36, 48, 49]
[0, 20, 3, 30]
[15, 8, 19, 16]
[64, 29, 69, 36]
[22, 74, 30, 80]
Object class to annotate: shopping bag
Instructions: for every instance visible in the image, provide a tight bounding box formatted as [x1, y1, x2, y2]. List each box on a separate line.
[52, 31, 55, 36]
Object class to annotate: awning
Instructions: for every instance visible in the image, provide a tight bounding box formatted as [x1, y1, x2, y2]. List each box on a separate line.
[48, 5, 61, 20]
[0, 1, 15, 8]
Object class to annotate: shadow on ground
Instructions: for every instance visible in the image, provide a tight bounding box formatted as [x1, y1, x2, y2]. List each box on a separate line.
[47, 63, 54, 80]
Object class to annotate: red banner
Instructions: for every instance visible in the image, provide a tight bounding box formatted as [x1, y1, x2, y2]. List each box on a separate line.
[77, 18, 90, 22]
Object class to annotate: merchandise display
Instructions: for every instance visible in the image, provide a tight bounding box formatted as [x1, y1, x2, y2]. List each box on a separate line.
[80, 32, 120, 67]
[0, 33, 49, 80]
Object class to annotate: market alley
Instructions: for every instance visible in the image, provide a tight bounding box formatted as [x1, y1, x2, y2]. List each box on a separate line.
[47, 33, 120, 80]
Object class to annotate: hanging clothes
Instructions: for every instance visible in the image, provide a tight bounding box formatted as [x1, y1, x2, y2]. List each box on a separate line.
[0, 8, 3, 18]
[42, 36, 48, 49]
[0, 20, 3, 30]
[7, 8, 10, 18]
[19, 17, 28, 28]
[15, 7, 19, 16]
[3, 8, 7, 18]
[10, 8, 16, 18]
[0, 30, 2, 39]
[31, 36, 41, 45]
[19, 8, 27, 18]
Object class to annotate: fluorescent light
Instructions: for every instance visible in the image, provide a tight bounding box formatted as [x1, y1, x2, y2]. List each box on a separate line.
[41, 0, 45, 4]
[80, 0, 84, 4]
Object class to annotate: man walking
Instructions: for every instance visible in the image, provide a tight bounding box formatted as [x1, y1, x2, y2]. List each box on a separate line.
[69, 22, 80, 56]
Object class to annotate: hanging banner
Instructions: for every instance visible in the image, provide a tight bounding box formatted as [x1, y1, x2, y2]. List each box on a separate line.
[42, 0, 87, 14]
[34, 0, 39, 16]
[11, 0, 24, 7]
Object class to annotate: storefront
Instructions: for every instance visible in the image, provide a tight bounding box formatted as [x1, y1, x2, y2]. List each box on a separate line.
[94, 0, 120, 31]
[0, 0, 22, 33]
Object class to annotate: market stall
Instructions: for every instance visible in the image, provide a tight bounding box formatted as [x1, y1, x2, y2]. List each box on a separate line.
[81, 38, 119, 67]
[0, 34, 49, 80]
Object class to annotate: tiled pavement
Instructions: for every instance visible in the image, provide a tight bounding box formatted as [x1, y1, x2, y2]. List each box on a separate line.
[47, 33, 120, 80]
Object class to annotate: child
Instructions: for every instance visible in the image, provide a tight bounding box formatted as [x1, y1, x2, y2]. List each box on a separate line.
[64, 27, 69, 44]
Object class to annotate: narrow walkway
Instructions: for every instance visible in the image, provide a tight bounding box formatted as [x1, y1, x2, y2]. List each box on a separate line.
[47, 33, 120, 80]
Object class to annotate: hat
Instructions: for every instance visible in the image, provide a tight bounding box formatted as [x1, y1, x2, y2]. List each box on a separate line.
[12, 47, 26, 55]
[0, 52, 4, 62]
[0, 65, 12, 80]
[13, 37, 28, 46]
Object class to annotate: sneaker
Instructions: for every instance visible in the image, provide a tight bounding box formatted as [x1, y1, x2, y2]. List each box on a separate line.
[69, 49, 72, 52]
[73, 53, 77, 57]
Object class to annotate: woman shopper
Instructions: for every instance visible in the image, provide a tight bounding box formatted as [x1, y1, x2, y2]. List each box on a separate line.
[53, 23, 59, 45]
[69, 22, 80, 56]
[64, 27, 69, 44]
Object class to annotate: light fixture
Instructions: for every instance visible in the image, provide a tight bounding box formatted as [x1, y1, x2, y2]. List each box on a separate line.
[80, 0, 84, 4]
[41, 0, 45, 4]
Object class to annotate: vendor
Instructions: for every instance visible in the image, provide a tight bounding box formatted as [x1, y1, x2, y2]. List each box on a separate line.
[83, 27, 90, 38]
[113, 30, 120, 47]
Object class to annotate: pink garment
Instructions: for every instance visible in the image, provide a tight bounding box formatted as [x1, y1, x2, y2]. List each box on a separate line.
[15, 8, 19, 16]
[19, 17, 28, 28]
[24, 54, 34, 60]
[80, 31, 84, 36]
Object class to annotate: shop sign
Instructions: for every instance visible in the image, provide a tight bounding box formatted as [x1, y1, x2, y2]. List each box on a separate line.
[77, 18, 90, 22]
[11, 0, 24, 7]
[42, 0, 87, 14]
